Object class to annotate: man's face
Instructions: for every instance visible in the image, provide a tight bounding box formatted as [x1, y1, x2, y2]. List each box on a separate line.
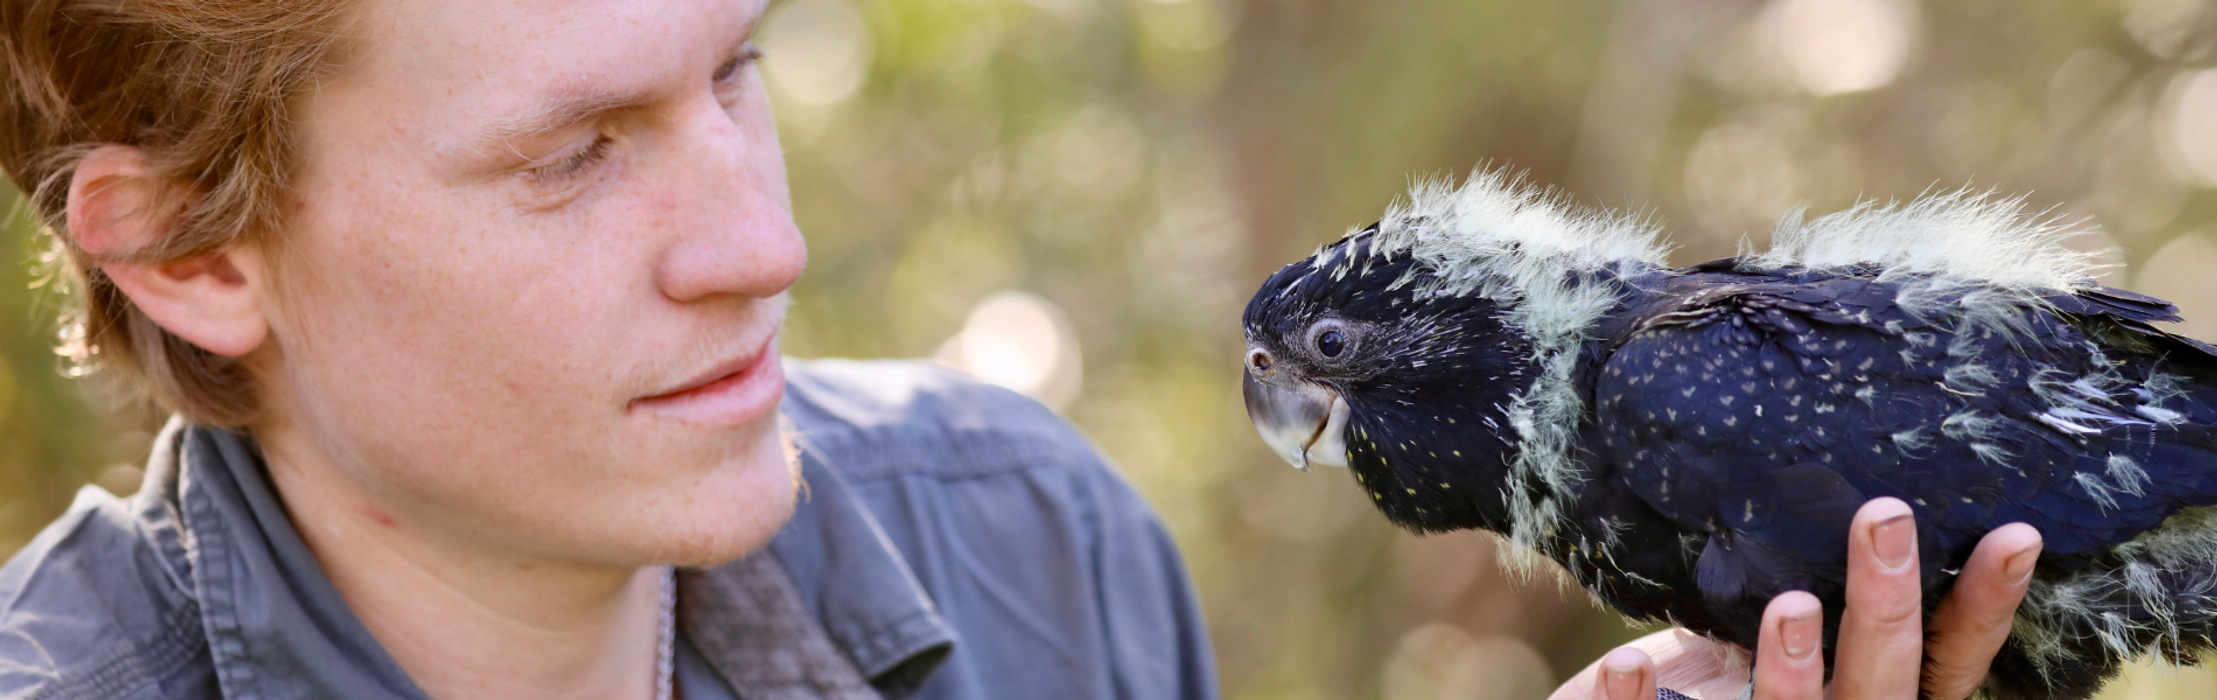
[263, 0, 805, 567]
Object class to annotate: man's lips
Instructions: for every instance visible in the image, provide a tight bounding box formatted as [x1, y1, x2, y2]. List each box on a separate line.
[629, 336, 785, 426]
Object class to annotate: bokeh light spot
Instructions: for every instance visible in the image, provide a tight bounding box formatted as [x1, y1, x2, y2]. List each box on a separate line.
[936, 291, 1084, 409]
[2167, 70, 2217, 187]
[1381, 624, 1555, 700]
[1136, 0, 1230, 52]
[2133, 233, 2217, 342]
[760, 0, 872, 107]
[1759, 0, 1919, 96]
[2124, 0, 2217, 62]
[1683, 118, 1802, 234]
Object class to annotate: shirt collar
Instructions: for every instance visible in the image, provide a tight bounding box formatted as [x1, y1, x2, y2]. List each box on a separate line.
[766, 440, 957, 696]
[165, 419, 428, 700]
[155, 414, 952, 699]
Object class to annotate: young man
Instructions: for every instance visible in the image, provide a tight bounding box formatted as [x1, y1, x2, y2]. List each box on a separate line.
[0, 0, 2034, 698]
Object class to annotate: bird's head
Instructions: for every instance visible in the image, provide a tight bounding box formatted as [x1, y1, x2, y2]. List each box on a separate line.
[1241, 225, 1537, 533]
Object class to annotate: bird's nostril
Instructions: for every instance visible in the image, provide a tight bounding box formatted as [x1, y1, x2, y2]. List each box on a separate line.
[1249, 349, 1273, 374]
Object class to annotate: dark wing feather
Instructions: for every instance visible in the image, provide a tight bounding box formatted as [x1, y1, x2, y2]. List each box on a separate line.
[2046, 285, 2217, 363]
[1586, 271, 2217, 648]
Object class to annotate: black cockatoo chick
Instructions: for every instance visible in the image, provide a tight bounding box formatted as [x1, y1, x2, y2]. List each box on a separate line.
[1240, 171, 2217, 700]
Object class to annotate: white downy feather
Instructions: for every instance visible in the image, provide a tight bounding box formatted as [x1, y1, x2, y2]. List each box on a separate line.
[1361, 170, 1666, 570]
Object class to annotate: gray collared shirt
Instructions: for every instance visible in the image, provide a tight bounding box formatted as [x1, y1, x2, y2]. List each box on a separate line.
[0, 359, 1218, 700]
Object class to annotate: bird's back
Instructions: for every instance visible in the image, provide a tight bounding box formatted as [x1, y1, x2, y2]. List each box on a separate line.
[1574, 261, 2217, 699]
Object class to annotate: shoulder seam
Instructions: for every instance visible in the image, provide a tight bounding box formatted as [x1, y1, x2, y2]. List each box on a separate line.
[798, 423, 1100, 485]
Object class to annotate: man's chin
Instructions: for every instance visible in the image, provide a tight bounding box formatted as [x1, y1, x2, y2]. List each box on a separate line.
[646, 436, 802, 569]
[657, 512, 794, 568]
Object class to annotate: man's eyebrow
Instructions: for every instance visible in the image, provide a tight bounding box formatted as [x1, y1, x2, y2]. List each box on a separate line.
[470, 4, 766, 160]
[474, 90, 653, 157]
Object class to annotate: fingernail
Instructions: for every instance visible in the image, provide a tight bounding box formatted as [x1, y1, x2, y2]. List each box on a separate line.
[1782, 610, 1820, 662]
[1873, 513, 1915, 571]
[2006, 545, 2041, 586]
[1602, 648, 1643, 700]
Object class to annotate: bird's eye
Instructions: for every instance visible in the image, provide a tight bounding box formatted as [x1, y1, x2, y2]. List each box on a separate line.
[1317, 330, 1346, 357]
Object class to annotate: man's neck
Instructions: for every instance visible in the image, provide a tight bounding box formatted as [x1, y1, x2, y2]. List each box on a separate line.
[255, 428, 668, 700]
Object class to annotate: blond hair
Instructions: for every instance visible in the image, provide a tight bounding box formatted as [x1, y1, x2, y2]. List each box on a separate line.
[1, 0, 353, 426]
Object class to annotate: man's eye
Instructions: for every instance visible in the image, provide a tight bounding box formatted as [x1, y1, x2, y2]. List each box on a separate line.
[529, 134, 613, 180]
[713, 44, 765, 84]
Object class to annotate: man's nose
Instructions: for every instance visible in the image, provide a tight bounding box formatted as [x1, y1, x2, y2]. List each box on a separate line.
[651, 98, 807, 304]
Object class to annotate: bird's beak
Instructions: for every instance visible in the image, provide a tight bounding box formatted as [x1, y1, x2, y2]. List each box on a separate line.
[1242, 370, 1351, 471]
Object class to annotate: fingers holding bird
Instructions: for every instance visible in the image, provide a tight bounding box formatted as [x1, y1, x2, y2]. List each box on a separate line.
[1556, 500, 2041, 700]
[1832, 498, 1926, 699]
[1923, 523, 2041, 700]
[1593, 647, 1658, 700]
[1752, 591, 1827, 700]
[1746, 513, 1996, 700]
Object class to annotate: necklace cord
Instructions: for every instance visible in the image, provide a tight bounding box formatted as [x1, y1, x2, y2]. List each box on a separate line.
[656, 566, 677, 700]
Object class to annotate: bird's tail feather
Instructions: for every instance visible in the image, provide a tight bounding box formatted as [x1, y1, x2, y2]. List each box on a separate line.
[1989, 507, 2217, 700]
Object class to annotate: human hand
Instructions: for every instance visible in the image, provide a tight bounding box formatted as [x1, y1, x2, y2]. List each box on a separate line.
[1551, 497, 2043, 700]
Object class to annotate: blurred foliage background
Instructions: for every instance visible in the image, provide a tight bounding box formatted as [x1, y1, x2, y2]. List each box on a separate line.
[10, 0, 2217, 697]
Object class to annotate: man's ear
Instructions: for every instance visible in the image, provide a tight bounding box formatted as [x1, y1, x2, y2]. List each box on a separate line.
[67, 145, 270, 358]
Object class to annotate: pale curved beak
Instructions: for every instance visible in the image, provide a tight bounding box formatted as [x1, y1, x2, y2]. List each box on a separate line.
[1242, 370, 1351, 471]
